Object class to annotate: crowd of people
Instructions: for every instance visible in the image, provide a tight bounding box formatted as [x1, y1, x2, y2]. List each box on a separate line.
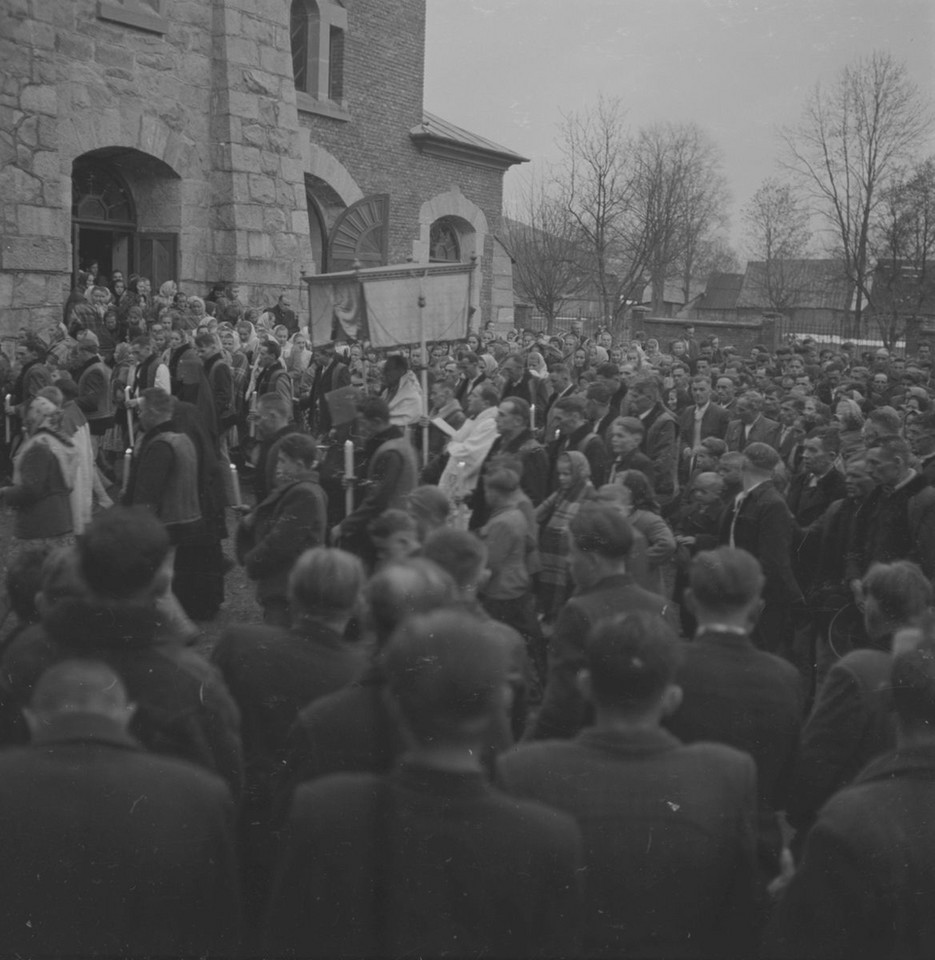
[0, 268, 934, 956]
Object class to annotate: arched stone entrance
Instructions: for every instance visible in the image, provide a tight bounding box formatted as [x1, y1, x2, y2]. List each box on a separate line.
[71, 148, 181, 289]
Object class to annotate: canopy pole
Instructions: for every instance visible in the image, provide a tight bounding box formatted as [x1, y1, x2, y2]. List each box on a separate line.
[419, 271, 429, 466]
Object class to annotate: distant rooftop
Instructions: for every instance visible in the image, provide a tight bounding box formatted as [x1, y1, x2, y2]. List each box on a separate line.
[410, 111, 528, 170]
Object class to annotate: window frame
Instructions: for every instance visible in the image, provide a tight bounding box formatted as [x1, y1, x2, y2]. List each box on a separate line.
[291, 0, 349, 120]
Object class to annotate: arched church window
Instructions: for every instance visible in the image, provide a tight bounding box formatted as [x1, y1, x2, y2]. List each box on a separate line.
[72, 161, 135, 226]
[429, 217, 462, 263]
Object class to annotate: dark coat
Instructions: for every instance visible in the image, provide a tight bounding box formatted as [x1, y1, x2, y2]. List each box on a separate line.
[469, 428, 550, 528]
[549, 422, 609, 488]
[529, 573, 678, 741]
[253, 422, 305, 503]
[236, 477, 327, 603]
[766, 744, 935, 960]
[265, 762, 583, 959]
[788, 468, 848, 586]
[0, 600, 244, 797]
[499, 727, 761, 959]
[664, 629, 804, 869]
[0, 714, 240, 957]
[718, 480, 804, 653]
[678, 401, 730, 447]
[724, 415, 782, 452]
[640, 402, 680, 499]
[785, 648, 895, 835]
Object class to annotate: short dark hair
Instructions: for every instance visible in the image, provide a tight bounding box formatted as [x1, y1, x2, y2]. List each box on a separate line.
[863, 561, 933, 626]
[289, 547, 365, 618]
[568, 503, 634, 558]
[77, 507, 171, 600]
[743, 442, 780, 472]
[586, 611, 681, 712]
[868, 434, 911, 463]
[382, 609, 508, 743]
[278, 432, 319, 467]
[364, 559, 457, 647]
[596, 362, 620, 379]
[553, 396, 587, 418]
[484, 467, 520, 495]
[421, 529, 487, 590]
[30, 660, 128, 718]
[473, 383, 500, 407]
[689, 547, 764, 612]
[384, 354, 409, 374]
[261, 339, 282, 360]
[585, 382, 612, 404]
[612, 416, 644, 437]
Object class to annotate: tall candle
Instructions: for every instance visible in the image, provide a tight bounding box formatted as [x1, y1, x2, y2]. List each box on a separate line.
[3, 395, 10, 444]
[530, 403, 536, 431]
[121, 447, 133, 496]
[229, 462, 242, 507]
[344, 439, 355, 517]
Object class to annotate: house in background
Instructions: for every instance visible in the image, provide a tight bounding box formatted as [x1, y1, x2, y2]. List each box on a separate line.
[0, 0, 526, 339]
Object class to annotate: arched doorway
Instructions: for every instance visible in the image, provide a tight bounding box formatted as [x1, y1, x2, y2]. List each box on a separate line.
[71, 150, 181, 289]
[72, 159, 136, 281]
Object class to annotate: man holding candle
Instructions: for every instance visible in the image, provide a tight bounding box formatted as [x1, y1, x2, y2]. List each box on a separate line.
[333, 397, 418, 565]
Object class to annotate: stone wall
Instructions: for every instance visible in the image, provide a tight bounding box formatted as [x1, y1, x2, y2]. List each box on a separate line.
[0, 0, 514, 342]
[634, 315, 776, 356]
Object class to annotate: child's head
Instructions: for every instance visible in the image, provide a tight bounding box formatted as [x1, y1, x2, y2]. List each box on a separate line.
[368, 509, 420, 566]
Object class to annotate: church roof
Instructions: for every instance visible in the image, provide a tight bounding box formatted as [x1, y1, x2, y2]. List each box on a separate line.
[410, 111, 528, 170]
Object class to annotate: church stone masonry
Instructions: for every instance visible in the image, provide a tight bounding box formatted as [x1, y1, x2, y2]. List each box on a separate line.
[0, 0, 526, 340]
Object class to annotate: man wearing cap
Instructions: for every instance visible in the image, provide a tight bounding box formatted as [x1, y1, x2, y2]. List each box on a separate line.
[268, 293, 298, 337]
[595, 362, 628, 416]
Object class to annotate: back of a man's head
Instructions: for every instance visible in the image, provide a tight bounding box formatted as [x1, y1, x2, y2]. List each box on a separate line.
[364, 558, 457, 646]
[863, 560, 934, 640]
[289, 547, 365, 621]
[568, 503, 634, 560]
[585, 611, 681, 716]
[743, 442, 780, 475]
[381, 609, 508, 745]
[689, 547, 764, 615]
[421, 529, 488, 592]
[77, 507, 171, 601]
[26, 660, 132, 732]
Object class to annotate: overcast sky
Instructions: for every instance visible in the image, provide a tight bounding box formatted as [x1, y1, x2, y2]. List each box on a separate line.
[423, 0, 935, 255]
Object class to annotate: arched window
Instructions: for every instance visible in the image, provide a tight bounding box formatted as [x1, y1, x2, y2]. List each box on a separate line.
[72, 161, 135, 226]
[429, 217, 462, 263]
[291, 0, 346, 105]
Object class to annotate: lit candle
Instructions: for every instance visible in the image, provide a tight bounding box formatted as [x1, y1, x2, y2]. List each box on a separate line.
[530, 403, 536, 431]
[121, 447, 133, 496]
[229, 462, 242, 507]
[344, 439, 355, 517]
[3, 395, 10, 443]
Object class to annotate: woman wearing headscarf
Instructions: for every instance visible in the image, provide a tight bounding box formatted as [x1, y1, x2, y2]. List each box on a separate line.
[535, 451, 595, 620]
[834, 396, 866, 464]
[0, 396, 78, 559]
[613, 469, 677, 596]
[153, 280, 178, 318]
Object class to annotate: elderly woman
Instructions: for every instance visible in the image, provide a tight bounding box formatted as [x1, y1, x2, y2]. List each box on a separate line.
[536, 451, 595, 620]
[0, 396, 78, 558]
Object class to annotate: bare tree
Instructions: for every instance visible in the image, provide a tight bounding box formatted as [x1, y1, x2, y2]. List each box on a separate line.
[741, 178, 813, 310]
[502, 175, 590, 334]
[870, 157, 935, 347]
[782, 52, 933, 329]
[557, 96, 650, 333]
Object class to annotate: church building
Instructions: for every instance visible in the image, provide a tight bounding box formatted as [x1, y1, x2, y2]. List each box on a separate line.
[0, 0, 526, 339]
